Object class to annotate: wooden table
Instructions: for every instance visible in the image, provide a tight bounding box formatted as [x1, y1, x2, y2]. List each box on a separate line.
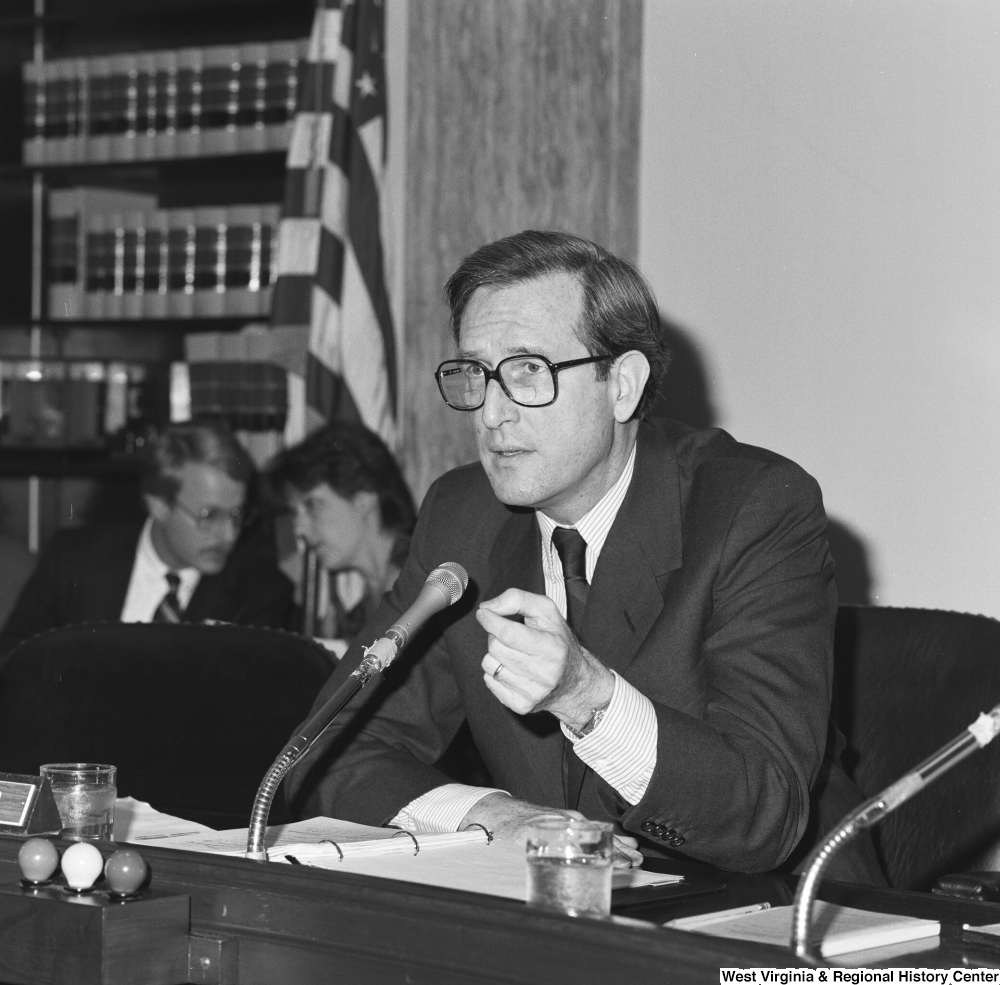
[2, 834, 999, 985]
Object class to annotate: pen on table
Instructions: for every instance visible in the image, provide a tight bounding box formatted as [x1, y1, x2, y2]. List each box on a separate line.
[664, 902, 771, 929]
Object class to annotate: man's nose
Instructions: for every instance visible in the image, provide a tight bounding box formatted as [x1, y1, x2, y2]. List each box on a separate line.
[480, 378, 518, 429]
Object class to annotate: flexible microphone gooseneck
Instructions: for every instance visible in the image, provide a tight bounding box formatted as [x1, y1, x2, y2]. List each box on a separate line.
[791, 700, 1000, 962]
[246, 562, 469, 860]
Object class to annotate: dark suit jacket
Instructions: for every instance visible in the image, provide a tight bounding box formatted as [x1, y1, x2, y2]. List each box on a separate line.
[0, 516, 294, 657]
[287, 420, 881, 881]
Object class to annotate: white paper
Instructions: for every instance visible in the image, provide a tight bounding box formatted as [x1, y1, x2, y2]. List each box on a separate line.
[113, 797, 216, 842]
[137, 816, 398, 854]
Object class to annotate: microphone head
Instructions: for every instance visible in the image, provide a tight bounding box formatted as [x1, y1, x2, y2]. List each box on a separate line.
[428, 562, 469, 605]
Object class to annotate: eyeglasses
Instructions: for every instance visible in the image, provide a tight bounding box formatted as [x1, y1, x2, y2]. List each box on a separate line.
[172, 498, 244, 532]
[435, 353, 611, 411]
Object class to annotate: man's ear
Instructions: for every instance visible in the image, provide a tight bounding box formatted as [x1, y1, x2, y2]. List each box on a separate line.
[144, 493, 171, 523]
[611, 351, 650, 423]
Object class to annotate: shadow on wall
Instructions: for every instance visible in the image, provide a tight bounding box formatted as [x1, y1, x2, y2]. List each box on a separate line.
[649, 314, 872, 606]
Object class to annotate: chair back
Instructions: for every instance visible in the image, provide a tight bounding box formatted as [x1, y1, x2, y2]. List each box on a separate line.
[0, 622, 333, 830]
[833, 605, 1000, 890]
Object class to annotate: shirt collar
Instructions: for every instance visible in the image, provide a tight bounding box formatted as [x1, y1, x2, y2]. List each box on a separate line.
[536, 439, 638, 570]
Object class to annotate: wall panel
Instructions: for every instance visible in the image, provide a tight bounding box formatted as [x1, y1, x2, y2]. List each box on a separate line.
[403, 0, 642, 498]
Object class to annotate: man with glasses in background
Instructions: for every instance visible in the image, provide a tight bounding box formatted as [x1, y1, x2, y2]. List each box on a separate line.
[287, 230, 881, 881]
[0, 420, 293, 656]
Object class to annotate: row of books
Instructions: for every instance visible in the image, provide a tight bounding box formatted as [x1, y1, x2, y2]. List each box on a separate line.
[0, 359, 166, 448]
[0, 356, 290, 448]
[49, 188, 280, 321]
[23, 39, 308, 164]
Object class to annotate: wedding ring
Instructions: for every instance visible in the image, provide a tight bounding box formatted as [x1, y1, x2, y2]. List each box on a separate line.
[492, 662, 504, 680]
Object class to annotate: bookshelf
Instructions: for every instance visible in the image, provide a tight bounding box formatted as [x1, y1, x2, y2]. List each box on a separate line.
[0, 0, 313, 553]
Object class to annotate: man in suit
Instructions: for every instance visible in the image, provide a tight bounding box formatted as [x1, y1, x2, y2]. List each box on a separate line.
[0, 420, 293, 657]
[287, 231, 881, 881]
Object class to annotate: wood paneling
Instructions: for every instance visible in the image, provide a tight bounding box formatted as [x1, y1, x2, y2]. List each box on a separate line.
[403, 0, 642, 499]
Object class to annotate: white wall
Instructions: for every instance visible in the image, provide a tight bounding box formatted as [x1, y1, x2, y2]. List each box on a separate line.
[639, 0, 1000, 619]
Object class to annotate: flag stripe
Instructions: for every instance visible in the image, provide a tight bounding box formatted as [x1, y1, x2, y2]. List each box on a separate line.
[270, 275, 313, 327]
[306, 351, 363, 425]
[347, 142, 397, 413]
[270, 0, 397, 447]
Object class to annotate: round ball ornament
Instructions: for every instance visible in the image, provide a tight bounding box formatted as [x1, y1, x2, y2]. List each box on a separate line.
[60, 841, 104, 891]
[104, 849, 148, 897]
[18, 838, 60, 884]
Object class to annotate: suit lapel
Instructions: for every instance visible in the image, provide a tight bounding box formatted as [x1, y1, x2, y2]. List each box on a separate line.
[580, 423, 682, 674]
[483, 507, 577, 804]
[566, 423, 684, 809]
[486, 507, 544, 600]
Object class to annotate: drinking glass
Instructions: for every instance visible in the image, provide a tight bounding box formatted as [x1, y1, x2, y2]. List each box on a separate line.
[525, 818, 613, 918]
[39, 763, 117, 841]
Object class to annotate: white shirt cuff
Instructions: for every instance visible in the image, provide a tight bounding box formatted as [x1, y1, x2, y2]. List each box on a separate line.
[560, 671, 657, 805]
[389, 783, 509, 833]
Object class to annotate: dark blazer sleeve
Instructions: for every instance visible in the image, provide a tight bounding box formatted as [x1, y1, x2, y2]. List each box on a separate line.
[0, 526, 118, 658]
[602, 458, 838, 872]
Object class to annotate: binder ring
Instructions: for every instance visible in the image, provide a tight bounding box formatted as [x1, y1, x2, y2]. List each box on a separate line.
[392, 829, 420, 855]
[319, 839, 344, 861]
[462, 822, 493, 844]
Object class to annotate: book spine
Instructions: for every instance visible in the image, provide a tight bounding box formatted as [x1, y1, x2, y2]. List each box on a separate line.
[143, 210, 170, 319]
[193, 206, 227, 316]
[84, 212, 109, 319]
[47, 187, 84, 320]
[108, 53, 140, 162]
[87, 56, 113, 162]
[22, 60, 46, 164]
[167, 208, 196, 316]
[63, 60, 82, 163]
[238, 43, 268, 152]
[73, 58, 90, 163]
[46, 59, 75, 164]
[47, 209, 81, 320]
[224, 205, 254, 316]
[135, 51, 158, 160]
[121, 209, 147, 320]
[200, 45, 239, 156]
[154, 48, 178, 159]
[264, 40, 302, 151]
[175, 48, 203, 158]
[105, 210, 126, 319]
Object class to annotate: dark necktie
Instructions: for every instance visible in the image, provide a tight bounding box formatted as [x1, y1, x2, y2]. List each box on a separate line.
[153, 571, 182, 624]
[551, 527, 589, 633]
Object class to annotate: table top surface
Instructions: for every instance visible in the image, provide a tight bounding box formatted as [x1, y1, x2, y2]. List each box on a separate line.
[2, 834, 1000, 984]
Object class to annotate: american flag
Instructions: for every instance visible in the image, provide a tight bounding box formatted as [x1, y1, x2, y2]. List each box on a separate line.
[270, 0, 398, 447]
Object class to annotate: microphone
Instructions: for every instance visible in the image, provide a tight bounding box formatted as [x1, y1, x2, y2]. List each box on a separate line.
[246, 562, 469, 859]
[363, 561, 469, 673]
[791, 700, 1000, 961]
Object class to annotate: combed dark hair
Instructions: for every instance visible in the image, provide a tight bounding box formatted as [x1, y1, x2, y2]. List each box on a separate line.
[142, 419, 254, 503]
[444, 230, 671, 419]
[268, 422, 416, 537]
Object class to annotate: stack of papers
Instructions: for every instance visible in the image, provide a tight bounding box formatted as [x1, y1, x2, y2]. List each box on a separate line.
[113, 798, 680, 903]
[666, 901, 940, 958]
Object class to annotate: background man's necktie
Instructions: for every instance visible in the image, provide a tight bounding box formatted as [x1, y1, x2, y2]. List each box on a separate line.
[551, 527, 589, 633]
[153, 571, 182, 623]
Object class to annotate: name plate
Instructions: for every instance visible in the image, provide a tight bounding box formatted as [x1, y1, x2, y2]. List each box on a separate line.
[0, 773, 62, 835]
